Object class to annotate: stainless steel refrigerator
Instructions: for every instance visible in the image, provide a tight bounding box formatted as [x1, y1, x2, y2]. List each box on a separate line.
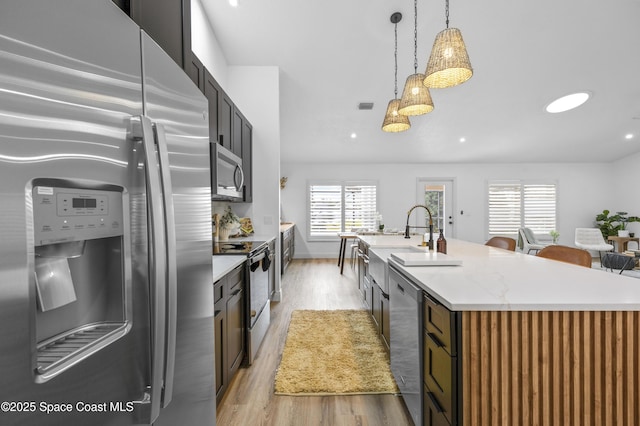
[0, 1, 215, 425]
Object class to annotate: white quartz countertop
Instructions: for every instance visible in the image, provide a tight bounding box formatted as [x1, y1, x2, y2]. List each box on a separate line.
[360, 235, 640, 311]
[212, 255, 246, 283]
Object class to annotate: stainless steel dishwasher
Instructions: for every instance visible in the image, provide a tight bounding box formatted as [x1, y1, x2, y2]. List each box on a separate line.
[389, 260, 422, 426]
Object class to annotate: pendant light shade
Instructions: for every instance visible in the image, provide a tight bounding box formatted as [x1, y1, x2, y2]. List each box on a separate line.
[398, 0, 434, 116]
[423, 27, 472, 88]
[399, 73, 434, 116]
[382, 12, 410, 133]
[382, 99, 411, 132]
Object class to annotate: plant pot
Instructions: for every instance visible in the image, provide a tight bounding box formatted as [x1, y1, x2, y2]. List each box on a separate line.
[219, 227, 232, 241]
[618, 230, 630, 237]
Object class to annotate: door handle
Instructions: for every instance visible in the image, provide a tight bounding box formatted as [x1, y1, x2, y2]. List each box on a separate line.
[131, 115, 166, 424]
[153, 122, 177, 409]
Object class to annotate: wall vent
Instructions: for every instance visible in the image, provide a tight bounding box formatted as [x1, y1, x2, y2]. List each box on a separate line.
[358, 102, 374, 110]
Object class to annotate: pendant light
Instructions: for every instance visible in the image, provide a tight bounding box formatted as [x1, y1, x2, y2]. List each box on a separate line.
[398, 0, 434, 116]
[423, 0, 473, 89]
[382, 12, 411, 133]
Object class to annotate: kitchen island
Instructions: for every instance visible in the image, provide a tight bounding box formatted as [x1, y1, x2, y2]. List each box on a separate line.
[359, 235, 640, 426]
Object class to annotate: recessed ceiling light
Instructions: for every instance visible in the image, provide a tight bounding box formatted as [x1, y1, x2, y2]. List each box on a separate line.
[625, 133, 634, 140]
[459, 137, 466, 143]
[545, 92, 590, 113]
[229, 0, 239, 7]
[350, 133, 357, 139]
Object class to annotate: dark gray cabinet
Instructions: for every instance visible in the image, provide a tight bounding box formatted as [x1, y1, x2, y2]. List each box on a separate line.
[187, 54, 205, 99]
[218, 91, 234, 154]
[203, 69, 221, 150]
[281, 225, 295, 274]
[213, 263, 245, 404]
[113, 0, 191, 70]
[381, 291, 390, 350]
[238, 111, 253, 202]
[196, 61, 253, 202]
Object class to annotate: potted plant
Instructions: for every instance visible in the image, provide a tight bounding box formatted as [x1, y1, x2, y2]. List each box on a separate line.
[549, 230, 560, 244]
[218, 206, 240, 241]
[595, 210, 640, 238]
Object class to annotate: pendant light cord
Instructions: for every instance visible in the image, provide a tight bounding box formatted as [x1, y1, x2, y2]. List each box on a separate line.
[394, 21, 398, 98]
[445, 0, 450, 28]
[413, 0, 418, 73]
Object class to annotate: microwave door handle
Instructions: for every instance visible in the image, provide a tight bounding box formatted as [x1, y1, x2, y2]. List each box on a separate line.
[153, 123, 177, 409]
[234, 164, 245, 192]
[131, 115, 167, 424]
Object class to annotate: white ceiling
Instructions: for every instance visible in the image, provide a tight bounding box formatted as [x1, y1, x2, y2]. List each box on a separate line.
[201, 0, 640, 164]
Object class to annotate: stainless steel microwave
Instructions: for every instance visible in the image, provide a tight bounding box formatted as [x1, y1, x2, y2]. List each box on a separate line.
[211, 143, 244, 201]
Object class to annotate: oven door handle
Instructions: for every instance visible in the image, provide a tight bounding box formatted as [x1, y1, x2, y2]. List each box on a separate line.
[250, 252, 266, 263]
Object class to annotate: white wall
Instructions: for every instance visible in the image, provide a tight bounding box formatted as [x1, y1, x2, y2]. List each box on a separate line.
[611, 151, 640, 238]
[191, 0, 228, 87]
[281, 162, 616, 258]
[191, 0, 283, 298]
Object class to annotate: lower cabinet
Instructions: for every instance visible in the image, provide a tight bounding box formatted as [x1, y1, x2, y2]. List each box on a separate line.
[214, 263, 245, 404]
[281, 225, 295, 274]
[422, 292, 460, 426]
[381, 290, 390, 350]
[372, 281, 382, 328]
[362, 275, 371, 310]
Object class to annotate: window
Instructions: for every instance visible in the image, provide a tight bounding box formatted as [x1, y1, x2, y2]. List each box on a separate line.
[488, 181, 556, 237]
[308, 181, 377, 239]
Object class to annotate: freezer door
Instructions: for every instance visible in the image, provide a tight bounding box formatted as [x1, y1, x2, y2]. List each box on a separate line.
[140, 33, 215, 425]
[0, 2, 154, 425]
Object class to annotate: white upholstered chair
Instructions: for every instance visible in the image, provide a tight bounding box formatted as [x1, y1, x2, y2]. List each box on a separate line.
[574, 228, 614, 262]
[518, 227, 548, 254]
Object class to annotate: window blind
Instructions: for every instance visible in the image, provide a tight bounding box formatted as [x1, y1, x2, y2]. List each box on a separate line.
[345, 184, 377, 231]
[488, 181, 557, 236]
[308, 182, 377, 239]
[488, 182, 522, 235]
[523, 184, 556, 233]
[309, 184, 342, 237]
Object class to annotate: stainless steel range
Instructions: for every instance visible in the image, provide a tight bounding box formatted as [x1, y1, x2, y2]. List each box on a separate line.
[214, 238, 274, 364]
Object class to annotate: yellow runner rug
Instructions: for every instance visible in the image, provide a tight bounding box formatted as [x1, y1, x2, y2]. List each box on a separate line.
[274, 309, 399, 395]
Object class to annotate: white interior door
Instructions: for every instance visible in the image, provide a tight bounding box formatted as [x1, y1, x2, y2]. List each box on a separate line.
[415, 179, 455, 238]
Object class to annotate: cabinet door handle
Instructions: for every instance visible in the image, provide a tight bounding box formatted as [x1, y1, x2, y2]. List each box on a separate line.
[426, 332, 445, 348]
[214, 309, 222, 317]
[230, 288, 242, 297]
[397, 283, 405, 293]
[425, 292, 441, 306]
[426, 391, 444, 413]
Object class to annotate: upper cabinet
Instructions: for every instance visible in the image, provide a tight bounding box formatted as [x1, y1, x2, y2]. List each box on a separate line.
[197, 59, 253, 203]
[114, 0, 191, 70]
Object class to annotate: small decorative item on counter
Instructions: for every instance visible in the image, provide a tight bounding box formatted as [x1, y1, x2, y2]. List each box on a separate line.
[239, 217, 254, 236]
[218, 206, 240, 241]
[376, 212, 384, 232]
[549, 230, 560, 244]
[212, 213, 220, 242]
[437, 229, 447, 254]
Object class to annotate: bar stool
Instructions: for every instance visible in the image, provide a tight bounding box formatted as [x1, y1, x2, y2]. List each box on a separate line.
[337, 232, 357, 274]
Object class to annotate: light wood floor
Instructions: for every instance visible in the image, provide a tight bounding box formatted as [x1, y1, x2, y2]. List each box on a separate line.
[216, 258, 413, 426]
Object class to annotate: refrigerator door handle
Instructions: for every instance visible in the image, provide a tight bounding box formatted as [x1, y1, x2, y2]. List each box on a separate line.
[153, 122, 177, 408]
[131, 115, 167, 424]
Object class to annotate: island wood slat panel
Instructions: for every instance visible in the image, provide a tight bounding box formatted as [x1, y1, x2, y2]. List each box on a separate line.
[461, 311, 640, 425]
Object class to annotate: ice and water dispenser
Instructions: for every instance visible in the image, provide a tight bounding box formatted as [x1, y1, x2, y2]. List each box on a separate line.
[31, 179, 132, 382]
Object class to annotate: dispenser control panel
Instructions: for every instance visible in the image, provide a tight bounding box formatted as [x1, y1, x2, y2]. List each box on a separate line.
[33, 185, 124, 246]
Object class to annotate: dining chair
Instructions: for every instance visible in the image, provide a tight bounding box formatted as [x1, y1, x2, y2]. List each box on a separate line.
[518, 227, 548, 254]
[574, 228, 613, 262]
[536, 245, 592, 268]
[485, 236, 517, 251]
